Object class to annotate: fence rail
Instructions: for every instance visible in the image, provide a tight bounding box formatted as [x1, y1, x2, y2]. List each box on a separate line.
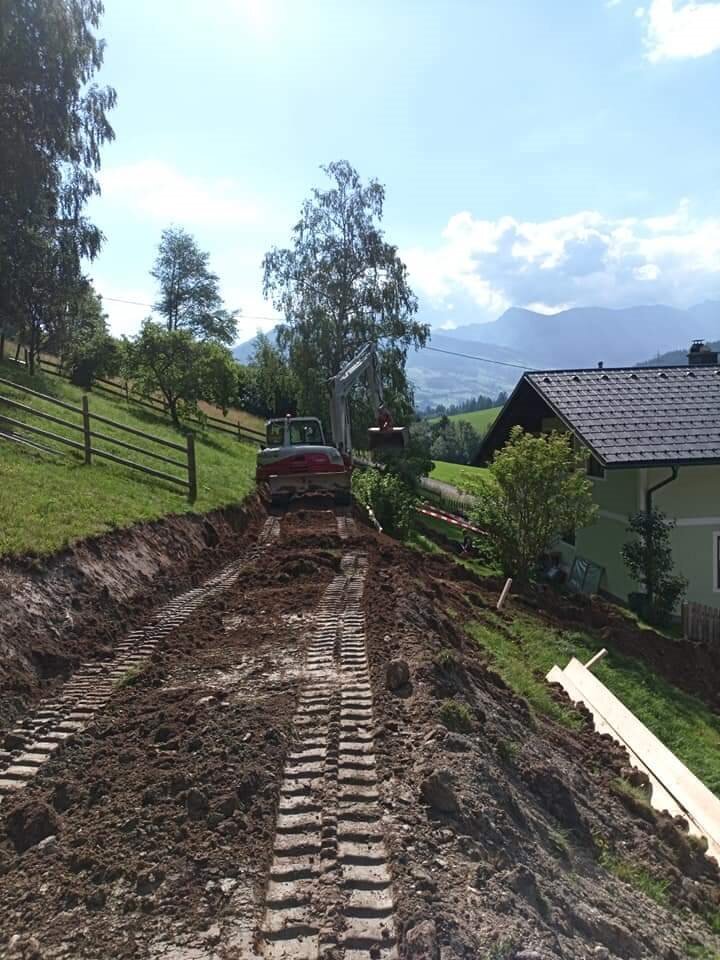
[0, 375, 197, 501]
[33, 354, 265, 445]
[682, 601, 720, 649]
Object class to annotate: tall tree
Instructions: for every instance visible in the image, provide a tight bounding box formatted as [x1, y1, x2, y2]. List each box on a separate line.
[262, 161, 429, 437]
[151, 227, 238, 345]
[0, 0, 116, 367]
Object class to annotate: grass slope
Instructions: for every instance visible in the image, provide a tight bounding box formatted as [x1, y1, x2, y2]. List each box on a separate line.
[429, 460, 488, 486]
[429, 405, 501, 431]
[468, 613, 720, 797]
[0, 362, 257, 557]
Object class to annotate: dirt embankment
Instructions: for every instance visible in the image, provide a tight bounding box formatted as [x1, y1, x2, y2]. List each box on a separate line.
[0, 511, 341, 959]
[0, 507, 718, 959]
[0, 499, 265, 728]
[363, 539, 720, 959]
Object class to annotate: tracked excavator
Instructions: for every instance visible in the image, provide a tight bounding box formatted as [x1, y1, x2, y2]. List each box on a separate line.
[255, 343, 407, 506]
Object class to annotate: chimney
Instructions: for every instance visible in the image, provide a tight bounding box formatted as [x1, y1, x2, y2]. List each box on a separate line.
[597, 361, 604, 370]
[688, 340, 719, 367]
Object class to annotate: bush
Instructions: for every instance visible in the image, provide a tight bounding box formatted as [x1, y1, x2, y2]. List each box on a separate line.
[352, 468, 414, 538]
[439, 698, 474, 732]
[462, 426, 597, 583]
[623, 509, 687, 625]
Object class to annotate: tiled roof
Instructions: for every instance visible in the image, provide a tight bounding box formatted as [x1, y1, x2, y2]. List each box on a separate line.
[526, 366, 720, 466]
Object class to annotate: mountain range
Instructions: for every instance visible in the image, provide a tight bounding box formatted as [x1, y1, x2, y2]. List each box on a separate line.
[233, 300, 720, 408]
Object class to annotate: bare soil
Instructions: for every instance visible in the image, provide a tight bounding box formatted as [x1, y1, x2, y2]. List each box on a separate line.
[0, 506, 718, 959]
[0, 500, 266, 728]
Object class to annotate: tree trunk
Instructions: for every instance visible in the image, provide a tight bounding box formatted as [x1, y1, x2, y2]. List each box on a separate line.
[168, 395, 180, 427]
[0, 326, 5, 362]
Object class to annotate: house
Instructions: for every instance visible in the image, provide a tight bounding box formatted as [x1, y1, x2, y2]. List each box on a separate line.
[474, 342, 720, 609]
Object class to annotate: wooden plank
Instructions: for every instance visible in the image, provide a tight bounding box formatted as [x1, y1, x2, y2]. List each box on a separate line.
[88, 410, 185, 452]
[88, 429, 186, 468]
[0, 376, 81, 414]
[89, 446, 188, 487]
[0, 414, 84, 452]
[558, 657, 720, 861]
[0, 394, 83, 433]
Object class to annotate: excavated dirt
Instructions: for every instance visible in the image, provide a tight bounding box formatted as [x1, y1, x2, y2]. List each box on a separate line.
[0, 506, 718, 960]
[0, 500, 266, 728]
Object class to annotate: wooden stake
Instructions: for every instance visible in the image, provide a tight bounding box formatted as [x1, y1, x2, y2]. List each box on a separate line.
[497, 577, 512, 610]
[584, 648, 608, 671]
[82, 395, 92, 465]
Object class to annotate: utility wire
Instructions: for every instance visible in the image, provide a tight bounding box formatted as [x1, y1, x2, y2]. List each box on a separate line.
[422, 345, 529, 370]
[101, 296, 280, 323]
[102, 297, 528, 369]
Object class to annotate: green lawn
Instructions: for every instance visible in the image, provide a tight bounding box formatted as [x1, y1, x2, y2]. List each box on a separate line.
[0, 361, 257, 557]
[429, 460, 488, 487]
[430, 405, 501, 432]
[468, 614, 720, 797]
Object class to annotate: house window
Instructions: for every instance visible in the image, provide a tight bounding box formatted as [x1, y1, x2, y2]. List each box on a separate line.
[715, 533, 720, 593]
[587, 455, 605, 480]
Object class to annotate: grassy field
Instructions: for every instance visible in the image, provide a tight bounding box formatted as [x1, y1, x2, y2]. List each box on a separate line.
[468, 613, 720, 797]
[0, 361, 257, 557]
[429, 460, 488, 487]
[429, 405, 501, 432]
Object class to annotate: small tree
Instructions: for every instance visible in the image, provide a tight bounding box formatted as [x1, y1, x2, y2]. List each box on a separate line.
[123, 321, 237, 426]
[151, 227, 238, 344]
[58, 286, 121, 388]
[622, 509, 687, 625]
[462, 426, 597, 583]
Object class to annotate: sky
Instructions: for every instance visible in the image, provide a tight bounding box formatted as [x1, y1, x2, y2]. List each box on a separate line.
[86, 0, 720, 344]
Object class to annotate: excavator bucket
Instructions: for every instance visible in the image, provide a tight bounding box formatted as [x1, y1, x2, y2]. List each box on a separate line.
[367, 425, 409, 452]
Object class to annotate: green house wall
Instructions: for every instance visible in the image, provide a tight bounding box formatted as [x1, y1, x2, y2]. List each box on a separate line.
[566, 465, 720, 610]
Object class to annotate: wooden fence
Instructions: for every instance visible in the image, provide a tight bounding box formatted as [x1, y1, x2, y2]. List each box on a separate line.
[4, 349, 265, 446]
[682, 601, 720, 649]
[0, 375, 197, 501]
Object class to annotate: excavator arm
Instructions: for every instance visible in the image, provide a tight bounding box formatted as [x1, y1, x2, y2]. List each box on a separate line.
[328, 343, 407, 456]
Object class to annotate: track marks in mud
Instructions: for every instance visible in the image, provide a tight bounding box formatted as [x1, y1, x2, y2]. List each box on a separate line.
[0, 518, 280, 805]
[261, 551, 396, 960]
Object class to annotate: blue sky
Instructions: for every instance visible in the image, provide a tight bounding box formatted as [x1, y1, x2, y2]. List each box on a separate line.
[86, 0, 720, 343]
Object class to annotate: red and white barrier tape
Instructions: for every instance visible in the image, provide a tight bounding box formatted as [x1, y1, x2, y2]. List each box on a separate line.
[415, 502, 483, 535]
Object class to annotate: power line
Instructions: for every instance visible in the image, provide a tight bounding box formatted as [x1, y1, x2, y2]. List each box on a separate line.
[101, 296, 280, 323]
[101, 298, 528, 368]
[423, 344, 529, 370]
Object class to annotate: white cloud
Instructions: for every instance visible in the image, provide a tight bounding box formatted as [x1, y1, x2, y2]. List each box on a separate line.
[644, 0, 720, 61]
[98, 161, 263, 228]
[402, 201, 720, 322]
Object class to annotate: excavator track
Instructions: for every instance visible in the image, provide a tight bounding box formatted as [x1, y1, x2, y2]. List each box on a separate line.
[260, 544, 396, 959]
[0, 517, 281, 805]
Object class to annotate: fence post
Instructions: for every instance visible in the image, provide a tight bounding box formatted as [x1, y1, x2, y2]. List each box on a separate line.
[186, 433, 197, 503]
[82, 395, 92, 465]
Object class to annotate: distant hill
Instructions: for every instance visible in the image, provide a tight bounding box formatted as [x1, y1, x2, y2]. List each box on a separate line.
[429, 406, 501, 431]
[233, 328, 278, 363]
[446, 301, 719, 369]
[637, 339, 720, 367]
[231, 301, 720, 408]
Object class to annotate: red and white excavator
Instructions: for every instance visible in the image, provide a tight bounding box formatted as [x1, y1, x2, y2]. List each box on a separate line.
[255, 343, 407, 506]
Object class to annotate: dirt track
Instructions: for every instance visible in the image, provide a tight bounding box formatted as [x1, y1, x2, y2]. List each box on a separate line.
[0, 505, 719, 959]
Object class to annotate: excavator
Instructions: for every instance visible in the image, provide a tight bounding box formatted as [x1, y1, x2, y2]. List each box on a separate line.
[255, 343, 407, 506]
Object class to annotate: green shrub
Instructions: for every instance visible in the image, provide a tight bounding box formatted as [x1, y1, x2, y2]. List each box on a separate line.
[439, 698, 473, 733]
[114, 664, 145, 689]
[435, 647, 457, 670]
[352, 468, 414, 538]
